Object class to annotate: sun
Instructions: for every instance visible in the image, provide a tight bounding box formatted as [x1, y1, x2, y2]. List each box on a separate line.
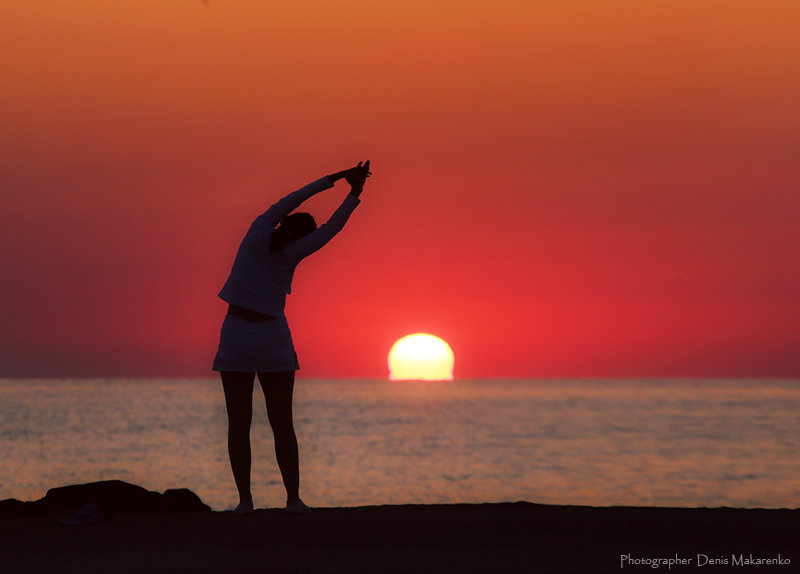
[388, 333, 455, 381]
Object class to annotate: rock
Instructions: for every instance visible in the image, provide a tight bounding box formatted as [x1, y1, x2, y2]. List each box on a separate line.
[0, 480, 211, 518]
[0, 498, 30, 518]
[161, 488, 211, 513]
[44, 480, 162, 515]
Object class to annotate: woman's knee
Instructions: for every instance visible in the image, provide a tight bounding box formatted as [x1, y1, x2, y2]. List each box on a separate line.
[228, 409, 252, 430]
[266, 405, 294, 434]
[221, 372, 254, 431]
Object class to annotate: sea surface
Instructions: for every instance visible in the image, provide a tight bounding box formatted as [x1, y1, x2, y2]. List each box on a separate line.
[1, 378, 798, 511]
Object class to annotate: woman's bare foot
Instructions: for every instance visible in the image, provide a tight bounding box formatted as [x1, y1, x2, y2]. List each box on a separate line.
[285, 498, 311, 514]
[233, 500, 254, 515]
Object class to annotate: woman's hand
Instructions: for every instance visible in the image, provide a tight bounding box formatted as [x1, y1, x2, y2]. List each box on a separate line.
[345, 160, 371, 197]
[327, 161, 372, 192]
[344, 161, 371, 186]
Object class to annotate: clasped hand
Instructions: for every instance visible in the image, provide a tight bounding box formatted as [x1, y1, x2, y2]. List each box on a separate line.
[344, 160, 371, 192]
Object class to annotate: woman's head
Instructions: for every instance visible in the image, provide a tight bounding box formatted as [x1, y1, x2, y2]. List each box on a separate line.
[270, 212, 317, 252]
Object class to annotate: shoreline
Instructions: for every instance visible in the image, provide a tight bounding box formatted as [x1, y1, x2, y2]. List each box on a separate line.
[2, 482, 798, 573]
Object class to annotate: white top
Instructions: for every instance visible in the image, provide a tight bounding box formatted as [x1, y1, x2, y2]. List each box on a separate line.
[218, 176, 361, 316]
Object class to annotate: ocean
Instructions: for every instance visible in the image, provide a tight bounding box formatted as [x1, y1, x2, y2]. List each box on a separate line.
[1, 378, 798, 511]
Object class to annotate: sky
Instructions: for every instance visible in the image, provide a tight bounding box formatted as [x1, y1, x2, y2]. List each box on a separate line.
[1, 1, 798, 378]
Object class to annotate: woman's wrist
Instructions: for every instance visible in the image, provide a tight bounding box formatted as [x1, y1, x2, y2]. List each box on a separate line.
[327, 171, 347, 184]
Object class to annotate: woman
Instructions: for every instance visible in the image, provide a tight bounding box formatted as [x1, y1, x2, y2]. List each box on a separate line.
[213, 161, 371, 514]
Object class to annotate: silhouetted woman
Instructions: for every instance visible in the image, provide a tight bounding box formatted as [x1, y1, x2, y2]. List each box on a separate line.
[213, 161, 371, 513]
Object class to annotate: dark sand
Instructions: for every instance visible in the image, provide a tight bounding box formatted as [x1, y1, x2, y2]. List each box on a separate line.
[2, 502, 798, 573]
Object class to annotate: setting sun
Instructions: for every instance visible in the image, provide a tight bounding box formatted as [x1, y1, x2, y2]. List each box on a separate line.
[388, 333, 455, 381]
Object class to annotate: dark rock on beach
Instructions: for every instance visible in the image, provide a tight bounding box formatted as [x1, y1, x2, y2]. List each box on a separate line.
[0, 480, 210, 519]
[0, 497, 29, 518]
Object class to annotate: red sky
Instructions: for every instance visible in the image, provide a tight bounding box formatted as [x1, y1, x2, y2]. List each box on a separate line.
[1, 1, 798, 378]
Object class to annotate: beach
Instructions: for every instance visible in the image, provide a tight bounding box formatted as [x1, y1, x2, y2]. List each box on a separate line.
[2, 492, 798, 573]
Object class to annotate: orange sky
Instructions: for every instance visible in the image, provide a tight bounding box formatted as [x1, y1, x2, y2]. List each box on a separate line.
[2, 1, 799, 377]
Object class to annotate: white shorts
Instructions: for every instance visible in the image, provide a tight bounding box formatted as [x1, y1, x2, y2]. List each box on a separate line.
[212, 313, 300, 373]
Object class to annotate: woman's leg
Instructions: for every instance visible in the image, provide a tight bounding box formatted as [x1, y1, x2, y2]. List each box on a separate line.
[257, 370, 300, 502]
[221, 371, 255, 507]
